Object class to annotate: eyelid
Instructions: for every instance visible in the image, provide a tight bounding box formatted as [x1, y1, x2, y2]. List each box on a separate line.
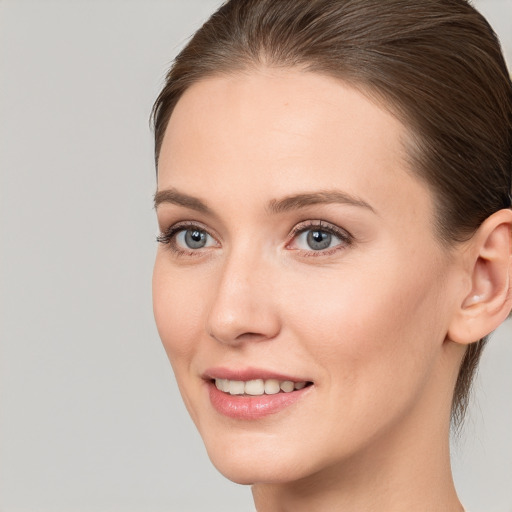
[286, 220, 353, 254]
[157, 219, 353, 257]
[157, 221, 220, 254]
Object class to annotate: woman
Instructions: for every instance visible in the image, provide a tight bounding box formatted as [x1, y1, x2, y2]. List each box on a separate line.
[151, 0, 512, 510]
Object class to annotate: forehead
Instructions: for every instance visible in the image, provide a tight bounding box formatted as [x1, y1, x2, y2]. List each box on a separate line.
[158, 69, 435, 231]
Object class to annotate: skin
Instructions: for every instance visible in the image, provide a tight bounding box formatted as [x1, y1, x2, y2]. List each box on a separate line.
[153, 69, 471, 511]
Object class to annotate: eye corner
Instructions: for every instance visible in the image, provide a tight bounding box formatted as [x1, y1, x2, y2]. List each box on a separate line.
[157, 221, 221, 258]
[286, 220, 353, 256]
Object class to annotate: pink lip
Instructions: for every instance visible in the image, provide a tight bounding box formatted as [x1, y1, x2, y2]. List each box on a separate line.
[203, 366, 309, 382]
[203, 367, 313, 420]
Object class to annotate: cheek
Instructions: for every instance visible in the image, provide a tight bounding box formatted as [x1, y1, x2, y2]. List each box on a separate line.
[152, 255, 205, 366]
[282, 254, 448, 397]
[276, 264, 449, 461]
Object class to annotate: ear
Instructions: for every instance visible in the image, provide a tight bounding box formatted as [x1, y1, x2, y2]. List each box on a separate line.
[448, 208, 512, 345]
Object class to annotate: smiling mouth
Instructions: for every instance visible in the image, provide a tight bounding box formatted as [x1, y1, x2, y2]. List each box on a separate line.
[213, 378, 313, 396]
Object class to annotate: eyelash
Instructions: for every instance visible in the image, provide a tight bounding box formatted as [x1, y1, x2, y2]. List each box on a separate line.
[156, 220, 353, 257]
[287, 220, 353, 257]
[156, 221, 215, 257]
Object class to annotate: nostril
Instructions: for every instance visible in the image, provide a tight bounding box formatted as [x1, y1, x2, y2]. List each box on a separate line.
[235, 332, 272, 342]
[208, 329, 279, 346]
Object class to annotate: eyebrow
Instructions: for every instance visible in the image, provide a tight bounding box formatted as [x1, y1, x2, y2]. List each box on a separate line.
[154, 188, 212, 214]
[267, 190, 376, 214]
[154, 188, 376, 215]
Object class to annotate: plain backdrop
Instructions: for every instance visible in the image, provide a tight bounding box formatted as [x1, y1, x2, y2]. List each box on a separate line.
[0, 1, 511, 511]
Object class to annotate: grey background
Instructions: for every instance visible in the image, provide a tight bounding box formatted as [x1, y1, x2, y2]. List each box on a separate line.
[0, 1, 510, 511]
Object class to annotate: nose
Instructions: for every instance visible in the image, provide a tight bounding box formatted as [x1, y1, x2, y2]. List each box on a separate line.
[205, 249, 281, 346]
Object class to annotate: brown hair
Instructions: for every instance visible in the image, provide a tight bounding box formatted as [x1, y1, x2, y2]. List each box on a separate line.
[152, 0, 512, 426]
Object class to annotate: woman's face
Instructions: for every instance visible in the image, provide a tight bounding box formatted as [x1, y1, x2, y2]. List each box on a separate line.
[153, 69, 463, 484]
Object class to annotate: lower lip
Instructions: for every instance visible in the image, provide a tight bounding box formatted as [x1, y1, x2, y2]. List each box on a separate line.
[207, 381, 312, 419]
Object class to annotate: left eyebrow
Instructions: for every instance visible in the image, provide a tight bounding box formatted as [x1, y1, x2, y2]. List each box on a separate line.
[267, 190, 376, 215]
[154, 188, 212, 214]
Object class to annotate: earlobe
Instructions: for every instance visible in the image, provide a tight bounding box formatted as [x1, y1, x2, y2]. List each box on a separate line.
[448, 208, 512, 345]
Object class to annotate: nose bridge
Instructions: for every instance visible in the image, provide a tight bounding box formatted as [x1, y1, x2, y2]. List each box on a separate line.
[206, 241, 280, 345]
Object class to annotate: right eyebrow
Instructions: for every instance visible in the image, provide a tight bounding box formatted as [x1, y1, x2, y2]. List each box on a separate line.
[267, 190, 376, 215]
[154, 188, 212, 215]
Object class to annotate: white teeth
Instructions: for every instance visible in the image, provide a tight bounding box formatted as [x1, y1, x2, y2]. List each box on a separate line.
[264, 379, 281, 395]
[229, 380, 245, 395]
[215, 378, 228, 392]
[245, 379, 265, 395]
[214, 378, 308, 396]
[280, 380, 295, 392]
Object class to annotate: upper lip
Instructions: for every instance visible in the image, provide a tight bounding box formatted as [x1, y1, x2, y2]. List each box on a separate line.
[202, 366, 311, 383]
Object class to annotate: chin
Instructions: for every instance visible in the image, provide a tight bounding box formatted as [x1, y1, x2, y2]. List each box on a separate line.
[201, 432, 284, 483]
[208, 452, 308, 486]
[198, 426, 337, 486]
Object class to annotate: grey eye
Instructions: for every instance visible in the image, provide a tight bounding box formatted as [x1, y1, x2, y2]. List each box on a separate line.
[306, 230, 332, 250]
[184, 229, 208, 249]
[167, 226, 217, 252]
